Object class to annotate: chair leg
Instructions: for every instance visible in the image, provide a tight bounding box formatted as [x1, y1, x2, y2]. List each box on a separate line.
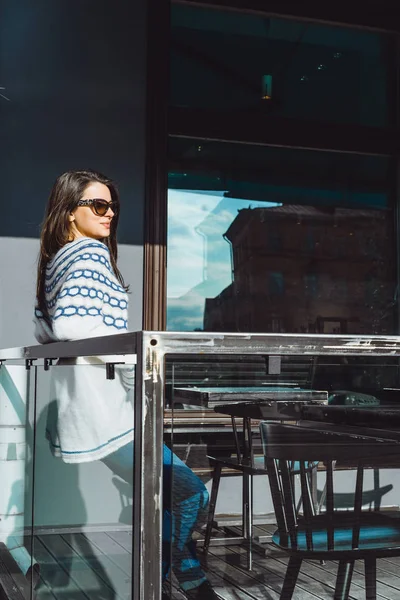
[309, 466, 318, 514]
[364, 558, 377, 600]
[334, 561, 354, 600]
[203, 463, 222, 554]
[280, 557, 302, 600]
[243, 473, 254, 571]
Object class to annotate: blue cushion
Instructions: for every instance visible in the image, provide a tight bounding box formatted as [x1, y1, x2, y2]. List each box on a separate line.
[272, 515, 400, 552]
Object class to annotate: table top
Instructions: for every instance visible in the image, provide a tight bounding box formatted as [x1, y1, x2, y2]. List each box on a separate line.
[173, 386, 328, 408]
[300, 404, 400, 429]
[215, 399, 327, 420]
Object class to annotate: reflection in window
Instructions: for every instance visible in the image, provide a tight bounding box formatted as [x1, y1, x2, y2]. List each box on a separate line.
[304, 274, 318, 297]
[167, 189, 277, 330]
[268, 230, 282, 252]
[167, 140, 394, 335]
[171, 4, 390, 127]
[269, 272, 284, 296]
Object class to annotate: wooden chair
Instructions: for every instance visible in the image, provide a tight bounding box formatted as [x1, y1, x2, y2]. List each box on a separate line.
[260, 422, 400, 600]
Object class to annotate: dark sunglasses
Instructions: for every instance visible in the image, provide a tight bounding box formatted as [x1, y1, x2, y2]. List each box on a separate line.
[77, 198, 119, 216]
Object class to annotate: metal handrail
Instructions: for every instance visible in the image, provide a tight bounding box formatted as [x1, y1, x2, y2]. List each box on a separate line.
[3, 330, 400, 600]
[3, 330, 400, 361]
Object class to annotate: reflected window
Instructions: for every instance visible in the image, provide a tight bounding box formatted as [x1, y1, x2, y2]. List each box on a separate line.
[269, 230, 282, 252]
[269, 272, 284, 296]
[167, 138, 394, 335]
[171, 4, 391, 127]
[304, 274, 318, 297]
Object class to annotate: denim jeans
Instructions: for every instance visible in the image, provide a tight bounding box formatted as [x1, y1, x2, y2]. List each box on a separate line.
[102, 442, 209, 592]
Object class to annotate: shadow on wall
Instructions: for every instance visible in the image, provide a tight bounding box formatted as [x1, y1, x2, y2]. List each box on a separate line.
[1, 364, 133, 597]
[29, 404, 120, 599]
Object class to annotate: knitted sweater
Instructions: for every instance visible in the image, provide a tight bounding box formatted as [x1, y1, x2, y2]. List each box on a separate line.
[34, 237, 134, 463]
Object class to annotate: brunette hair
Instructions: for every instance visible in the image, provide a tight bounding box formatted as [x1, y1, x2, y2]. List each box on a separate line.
[36, 169, 128, 319]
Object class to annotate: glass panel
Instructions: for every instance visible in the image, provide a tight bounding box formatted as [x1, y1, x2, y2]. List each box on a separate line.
[167, 139, 394, 335]
[32, 358, 135, 600]
[0, 361, 35, 598]
[170, 4, 391, 127]
[166, 347, 400, 598]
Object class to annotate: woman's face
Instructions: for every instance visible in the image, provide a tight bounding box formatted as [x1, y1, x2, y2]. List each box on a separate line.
[69, 182, 115, 240]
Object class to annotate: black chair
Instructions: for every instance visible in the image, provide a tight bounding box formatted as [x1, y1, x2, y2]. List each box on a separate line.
[260, 422, 400, 600]
[203, 413, 318, 570]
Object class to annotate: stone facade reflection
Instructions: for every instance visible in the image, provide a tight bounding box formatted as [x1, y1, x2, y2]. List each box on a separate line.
[204, 205, 394, 334]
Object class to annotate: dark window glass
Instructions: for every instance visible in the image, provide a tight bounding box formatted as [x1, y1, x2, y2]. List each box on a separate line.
[170, 4, 390, 127]
[269, 272, 284, 296]
[167, 138, 394, 335]
[304, 273, 318, 298]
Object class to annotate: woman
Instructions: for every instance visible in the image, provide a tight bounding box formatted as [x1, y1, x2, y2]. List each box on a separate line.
[34, 169, 218, 600]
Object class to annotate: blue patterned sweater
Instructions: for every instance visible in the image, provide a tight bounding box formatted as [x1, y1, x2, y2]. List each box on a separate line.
[33, 237, 134, 463]
[34, 237, 128, 342]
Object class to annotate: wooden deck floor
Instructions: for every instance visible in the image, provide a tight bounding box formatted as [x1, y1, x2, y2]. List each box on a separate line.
[28, 525, 400, 600]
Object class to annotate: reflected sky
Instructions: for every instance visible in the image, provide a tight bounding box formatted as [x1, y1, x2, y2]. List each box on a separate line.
[167, 189, 280, 329]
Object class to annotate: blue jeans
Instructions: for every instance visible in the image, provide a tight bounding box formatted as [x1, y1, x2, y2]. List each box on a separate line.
[102, 442, 209, 592]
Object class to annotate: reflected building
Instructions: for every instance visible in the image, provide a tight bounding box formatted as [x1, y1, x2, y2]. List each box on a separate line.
[204, 205, 394, 334]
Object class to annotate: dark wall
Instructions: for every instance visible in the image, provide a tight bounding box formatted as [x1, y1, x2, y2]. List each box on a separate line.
[0, 0, 146, 245]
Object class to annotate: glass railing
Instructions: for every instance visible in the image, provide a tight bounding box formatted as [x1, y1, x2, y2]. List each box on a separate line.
[2, 332, 400, 599]
[0, 335, 143, 600]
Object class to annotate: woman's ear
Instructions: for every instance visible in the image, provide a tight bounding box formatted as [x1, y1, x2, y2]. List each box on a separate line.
[68, 212, 75, 223]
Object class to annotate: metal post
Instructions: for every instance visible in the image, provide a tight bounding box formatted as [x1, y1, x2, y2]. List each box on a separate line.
[132, 332, 164, 600]
[132, 332, 165, 600]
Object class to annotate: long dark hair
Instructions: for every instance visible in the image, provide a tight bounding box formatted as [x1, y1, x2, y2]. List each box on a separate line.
[36, 169, 128, 319]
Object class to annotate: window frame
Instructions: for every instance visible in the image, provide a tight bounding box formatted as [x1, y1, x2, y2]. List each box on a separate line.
[144, 0, 400, 331]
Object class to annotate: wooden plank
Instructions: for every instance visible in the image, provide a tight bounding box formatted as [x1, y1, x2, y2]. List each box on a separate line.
[300, 555, 400, 600]
[282, 556, 376, 600]
[37, 534, 124, 600]
[0, 545, 58, 600]
[106, 531, 254, 599]
[209, 546, 323, 600]
[376, 557, 400, 576]
[31, 537, 89, 600]
[204, 547, 297, 599]
[79, 533, 132, 576]
[47, 534, 131, 600]
[348, 559, 400, 599]
[0, 564, 27, 600]
[105, 532, 132, 554]
[267, 549, 397, 600]
[20, 538, 62, 600]
[32, 579, 58, 600]
[0, 543, 30, 600]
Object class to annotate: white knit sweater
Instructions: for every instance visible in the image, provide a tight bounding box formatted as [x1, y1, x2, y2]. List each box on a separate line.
[34, 237, 134, 463]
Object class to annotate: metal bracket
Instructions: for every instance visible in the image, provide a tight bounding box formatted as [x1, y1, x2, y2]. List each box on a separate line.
[44, 358, 54, 371]
[106, 362, 124, 380]
[25, 359, 35, 370]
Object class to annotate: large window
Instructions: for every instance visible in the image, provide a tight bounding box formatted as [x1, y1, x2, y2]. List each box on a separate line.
[171, 4, 391, 127]
[166, 3, 397, 335]
[167, 139, 394, 334]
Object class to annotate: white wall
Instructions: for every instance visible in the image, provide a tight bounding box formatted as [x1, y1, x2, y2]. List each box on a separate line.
[0, 238, 143, 350]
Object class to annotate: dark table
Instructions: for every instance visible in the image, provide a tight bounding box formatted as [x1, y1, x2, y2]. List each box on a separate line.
[199, 397, 327, 568]
[173, 386, 328, 408]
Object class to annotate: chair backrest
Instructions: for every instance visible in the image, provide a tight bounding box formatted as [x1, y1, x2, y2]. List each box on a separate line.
[259, 422, 399, 552]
